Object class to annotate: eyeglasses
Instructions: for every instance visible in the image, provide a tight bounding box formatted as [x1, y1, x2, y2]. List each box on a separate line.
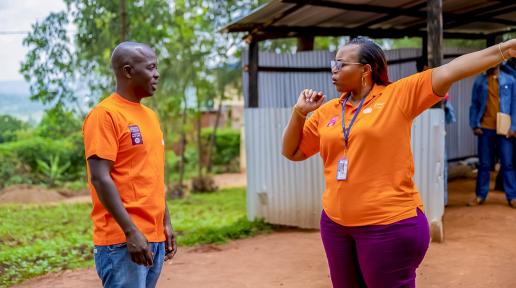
[330, 60, 363, 72]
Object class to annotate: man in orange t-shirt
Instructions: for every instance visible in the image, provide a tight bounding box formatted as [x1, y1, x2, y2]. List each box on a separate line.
[83, 42, 176, 288]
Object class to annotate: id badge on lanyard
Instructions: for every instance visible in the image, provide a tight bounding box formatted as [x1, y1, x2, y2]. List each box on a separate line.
[337, 157, 349, 181]
[336, 95, 366, 181]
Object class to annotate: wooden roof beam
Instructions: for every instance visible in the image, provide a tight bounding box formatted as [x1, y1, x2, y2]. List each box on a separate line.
[355, 2, 427, 30]
[245, 26, 490, 41]
[407, 3, 516, 30]
[281, 0, 427, 18]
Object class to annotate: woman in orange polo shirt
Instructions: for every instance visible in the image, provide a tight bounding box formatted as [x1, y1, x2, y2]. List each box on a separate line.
[282, 37, 516, 288]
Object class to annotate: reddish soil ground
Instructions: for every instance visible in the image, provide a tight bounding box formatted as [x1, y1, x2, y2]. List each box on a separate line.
[0, 173, 247, 205]
[0, 185, 67, 204]
[12, 175, 516, 288]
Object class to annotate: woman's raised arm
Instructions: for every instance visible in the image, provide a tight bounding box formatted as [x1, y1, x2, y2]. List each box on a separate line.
[432, 39, 516, 96]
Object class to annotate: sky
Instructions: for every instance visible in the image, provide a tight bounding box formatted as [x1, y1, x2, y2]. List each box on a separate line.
[0, 0, 67, 81]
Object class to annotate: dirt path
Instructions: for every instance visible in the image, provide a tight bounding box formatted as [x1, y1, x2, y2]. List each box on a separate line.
[13, 177, 516, 288]
[0, 173, 248, 205]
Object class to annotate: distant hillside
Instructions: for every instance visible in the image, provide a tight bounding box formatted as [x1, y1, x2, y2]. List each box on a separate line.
[0, 80, 47, 124]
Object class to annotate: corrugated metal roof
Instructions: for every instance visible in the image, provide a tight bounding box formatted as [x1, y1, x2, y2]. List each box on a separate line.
[223, 0, 516, 39]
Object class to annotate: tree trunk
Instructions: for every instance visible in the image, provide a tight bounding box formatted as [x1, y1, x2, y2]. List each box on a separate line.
[207, 90, 224, 173]
[163, 122, 170, 188]
[178, 95, 188, 188]
[119, 0, 127, 42]
[196, 95, 203, 178]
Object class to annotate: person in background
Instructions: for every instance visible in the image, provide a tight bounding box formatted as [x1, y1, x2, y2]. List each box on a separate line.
[495, 58, 516, 191]
[468, 63, 516, 208]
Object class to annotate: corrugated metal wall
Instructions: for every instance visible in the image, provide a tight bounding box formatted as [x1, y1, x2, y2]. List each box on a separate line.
[245, 108, 444, 229]
[412, 109, 446, 227]
[243, 48, 476, 229]
[245, 109, 324, 228]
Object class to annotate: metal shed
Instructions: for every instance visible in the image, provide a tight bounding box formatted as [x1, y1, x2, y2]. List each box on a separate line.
[225, 0, 516, 242]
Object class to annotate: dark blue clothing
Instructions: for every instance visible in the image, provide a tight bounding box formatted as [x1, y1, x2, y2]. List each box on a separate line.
[476, 129, 516, 201]
[94, 242, 165, 288]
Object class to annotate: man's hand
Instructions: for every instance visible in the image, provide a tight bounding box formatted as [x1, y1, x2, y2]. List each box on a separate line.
[164, 221, 177, 261]
[473, 128, 483, 136]
[126, 228, 154, 266]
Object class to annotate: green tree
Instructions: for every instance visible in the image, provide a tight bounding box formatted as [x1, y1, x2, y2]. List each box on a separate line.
[20, 0, 267, 194]
[20, 12, 76, 107]
[35, 106, 81, 139]
[0, 115, 29, 143]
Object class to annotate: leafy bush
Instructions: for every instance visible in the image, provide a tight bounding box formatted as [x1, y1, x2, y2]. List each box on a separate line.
[201, 128, 240, 173]
[0, 148, 31, 189]
[0, 135, 85, 187]
[36, 155, 71, 187]
[0, 115, 29, 143]
[165, 148, 199, 182]
[34, 107, 81, 139]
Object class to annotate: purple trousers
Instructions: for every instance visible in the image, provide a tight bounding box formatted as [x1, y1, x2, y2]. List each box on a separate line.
[320, 209, 430, 288]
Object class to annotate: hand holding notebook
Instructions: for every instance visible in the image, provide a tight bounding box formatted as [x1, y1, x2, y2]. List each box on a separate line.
[496, 112, 511, 136]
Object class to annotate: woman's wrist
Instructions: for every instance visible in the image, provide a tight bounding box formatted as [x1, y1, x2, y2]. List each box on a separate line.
[293, 105, 307, 118]
[499, 42, 508, 61]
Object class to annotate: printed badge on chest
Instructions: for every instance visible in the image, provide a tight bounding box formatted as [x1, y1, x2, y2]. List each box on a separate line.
[129, 125, 143, 145]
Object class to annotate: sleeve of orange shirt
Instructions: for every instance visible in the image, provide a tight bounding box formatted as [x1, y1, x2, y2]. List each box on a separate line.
[392, 69, 442, 119]
[298, 109, 321, 158]
[83, 107, 119, 161]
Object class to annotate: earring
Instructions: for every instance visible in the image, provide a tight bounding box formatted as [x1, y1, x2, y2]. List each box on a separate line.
[362, 75, 366, 87]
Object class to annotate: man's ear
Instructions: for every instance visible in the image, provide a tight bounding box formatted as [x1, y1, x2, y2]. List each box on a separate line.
[122, 65, 133, 79]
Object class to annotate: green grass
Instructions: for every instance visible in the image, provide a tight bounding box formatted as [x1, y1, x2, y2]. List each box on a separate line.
[0, 187, 274, 287]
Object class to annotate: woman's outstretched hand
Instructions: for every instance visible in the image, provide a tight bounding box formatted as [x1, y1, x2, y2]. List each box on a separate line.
[503, 39, 516, 59]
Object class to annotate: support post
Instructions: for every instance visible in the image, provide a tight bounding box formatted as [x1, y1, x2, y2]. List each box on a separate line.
[427, 0, 443, 70]
[297, 36, 314, 51]
[248, 40, 259, 108]
[427, 0, 445, 243]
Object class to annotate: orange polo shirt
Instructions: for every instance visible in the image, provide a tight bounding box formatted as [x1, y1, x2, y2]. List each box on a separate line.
[83, 93, 166, 245]
[300, 69, 442, 226]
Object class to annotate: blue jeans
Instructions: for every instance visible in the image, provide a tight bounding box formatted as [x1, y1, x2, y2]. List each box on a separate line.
[94, 242, 165, 288]
[476, 128, 516, 201]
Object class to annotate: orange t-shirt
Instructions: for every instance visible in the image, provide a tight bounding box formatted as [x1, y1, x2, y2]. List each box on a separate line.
[83, 93, 166, 245]
[299, 69, 442, 226]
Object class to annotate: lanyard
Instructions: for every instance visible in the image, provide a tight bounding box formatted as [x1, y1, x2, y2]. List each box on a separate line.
[341, 95, 366, 150]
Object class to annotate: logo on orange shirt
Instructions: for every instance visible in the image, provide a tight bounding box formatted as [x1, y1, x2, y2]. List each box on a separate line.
[327, 116, 338, 127]
[374, 102, 385, 109]
[363, 107, 373, 114]
[129, 125, 143, 145]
